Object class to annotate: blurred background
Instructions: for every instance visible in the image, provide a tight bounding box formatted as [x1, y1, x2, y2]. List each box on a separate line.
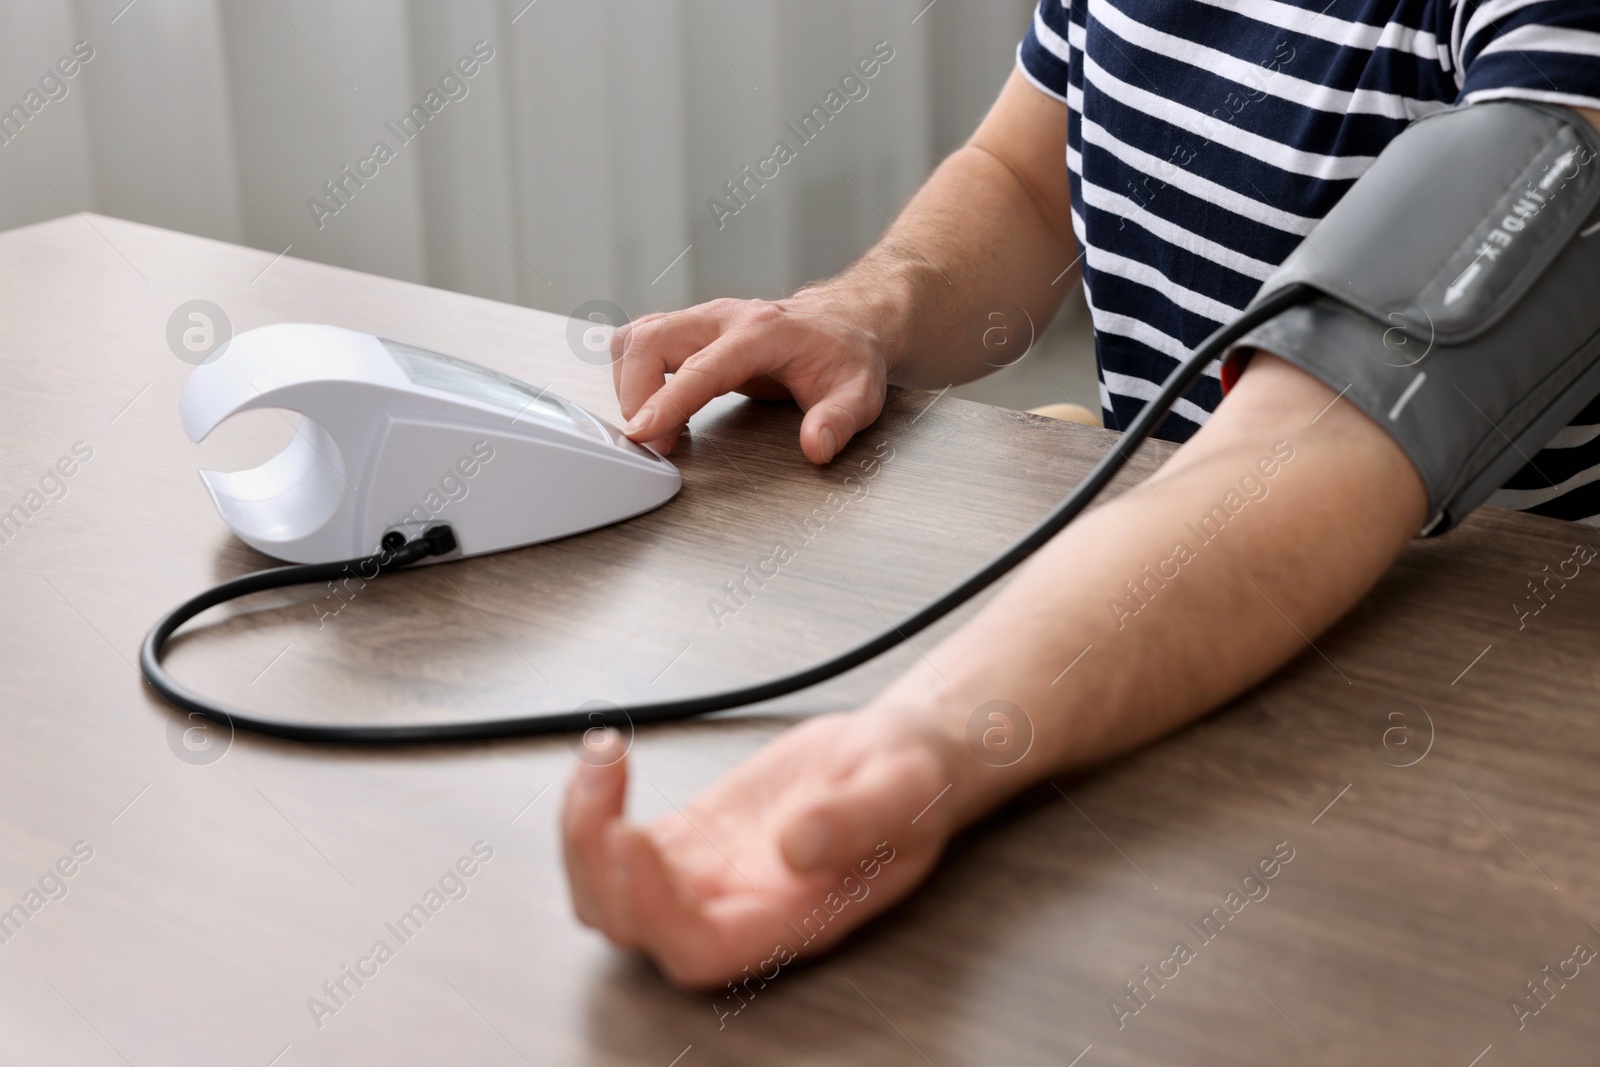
[0, 0, 1095, 412]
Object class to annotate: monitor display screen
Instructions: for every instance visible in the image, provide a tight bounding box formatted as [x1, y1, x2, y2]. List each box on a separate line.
[384, 340, 592, 435]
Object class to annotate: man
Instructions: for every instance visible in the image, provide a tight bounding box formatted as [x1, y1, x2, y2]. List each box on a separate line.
[561, 0, 1600, 987]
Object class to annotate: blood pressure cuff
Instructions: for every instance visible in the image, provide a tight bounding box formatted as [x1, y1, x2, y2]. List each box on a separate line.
[1220, 102, 1600, 536]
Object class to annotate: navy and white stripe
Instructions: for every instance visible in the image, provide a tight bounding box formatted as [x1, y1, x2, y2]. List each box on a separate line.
[1018, 0, 1600, 525]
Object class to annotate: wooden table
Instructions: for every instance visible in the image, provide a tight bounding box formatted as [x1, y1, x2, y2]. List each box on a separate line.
[2, 214, 1598, 1066]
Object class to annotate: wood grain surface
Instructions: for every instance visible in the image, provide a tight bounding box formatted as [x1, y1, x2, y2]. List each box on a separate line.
[1, 214, 1597, 1066]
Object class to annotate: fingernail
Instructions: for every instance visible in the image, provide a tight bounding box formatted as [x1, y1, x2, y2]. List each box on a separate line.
[785, 817, 831, 872]
[818, 426, 838, 464]
[624, 406, 655, 437]
[578, 730, 620, 773]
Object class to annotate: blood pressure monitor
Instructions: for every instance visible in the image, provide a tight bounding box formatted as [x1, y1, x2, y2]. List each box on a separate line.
[180, 323, 680, 564]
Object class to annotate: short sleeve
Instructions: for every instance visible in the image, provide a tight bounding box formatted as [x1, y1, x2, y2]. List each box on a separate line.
[1017, 0, 1072, 103]
[1455, 0, 1600, 111]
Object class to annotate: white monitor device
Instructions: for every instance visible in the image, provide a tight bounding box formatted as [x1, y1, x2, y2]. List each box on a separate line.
[179, 323, 681, 564]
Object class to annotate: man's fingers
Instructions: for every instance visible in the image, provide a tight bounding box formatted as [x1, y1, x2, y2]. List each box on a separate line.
[607, 298, 888, 463]
[560, 738, 630, 930]
[778, 750, 947, 876]
[797, 375, 886, 464]
[624, 332, 778, 443]
[612, 307, 729, 421]
[609, 312, 667, 406]
[604, 825, 737, 987]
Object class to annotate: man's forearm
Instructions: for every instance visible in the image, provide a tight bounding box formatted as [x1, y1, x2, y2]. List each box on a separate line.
[868, 354, 1428, 824]
[813, 70, 1080, 389]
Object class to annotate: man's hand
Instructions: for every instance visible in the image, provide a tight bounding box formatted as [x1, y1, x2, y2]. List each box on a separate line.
[610, 288, 896, 464]
[560, 714, 957, 988]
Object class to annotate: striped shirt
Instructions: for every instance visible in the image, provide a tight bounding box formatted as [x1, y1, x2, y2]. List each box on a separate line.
[1018, 0, 1600, 524]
